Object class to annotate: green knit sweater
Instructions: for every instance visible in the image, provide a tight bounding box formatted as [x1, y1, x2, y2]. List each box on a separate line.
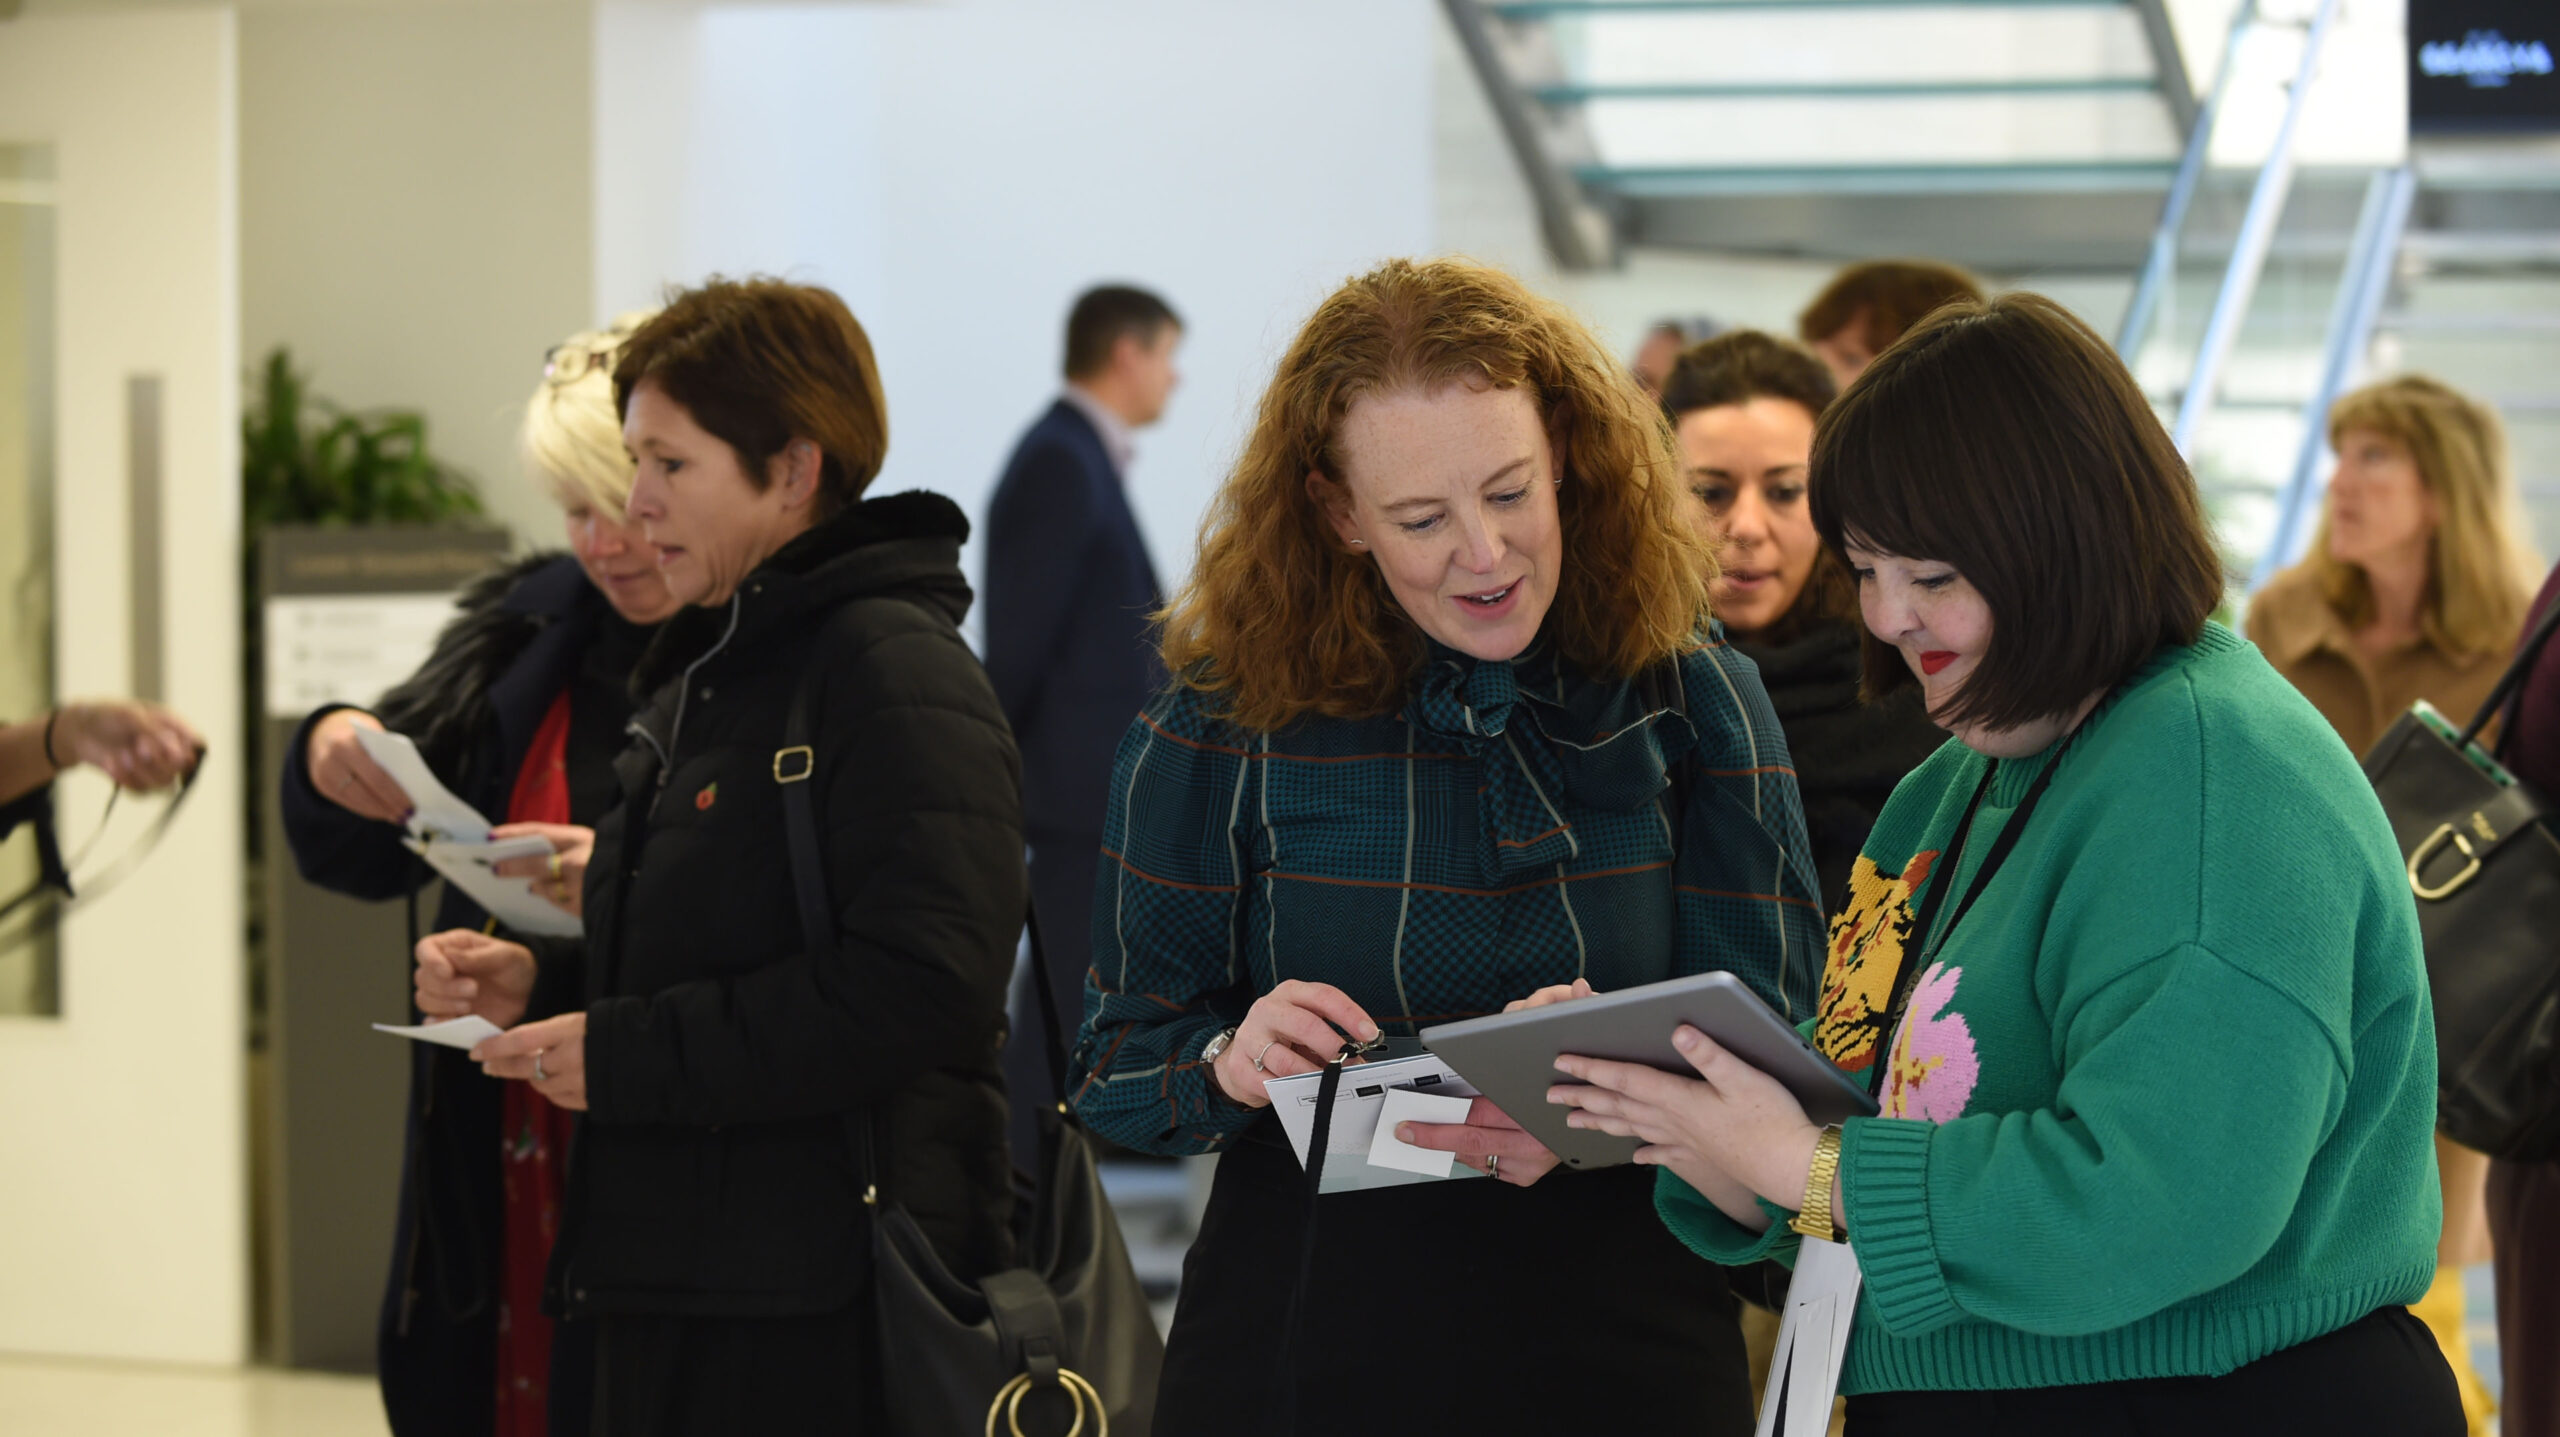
[1659, 623, 2441, 1392]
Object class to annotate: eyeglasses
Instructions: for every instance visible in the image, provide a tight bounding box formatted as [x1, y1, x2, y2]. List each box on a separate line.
[543, 343, 613, 388]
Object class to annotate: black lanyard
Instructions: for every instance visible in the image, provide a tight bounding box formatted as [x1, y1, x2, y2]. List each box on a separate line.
[1866, 715, 2094, 1098]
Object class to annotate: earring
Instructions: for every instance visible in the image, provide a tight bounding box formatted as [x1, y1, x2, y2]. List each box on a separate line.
[1348, 539, 1367, 549]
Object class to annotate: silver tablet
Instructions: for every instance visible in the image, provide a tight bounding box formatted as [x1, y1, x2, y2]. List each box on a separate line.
[1420, 971, 1880, 1171]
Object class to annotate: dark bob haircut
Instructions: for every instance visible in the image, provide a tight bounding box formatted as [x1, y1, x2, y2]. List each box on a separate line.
[614, 276, 889, 517]
[1809, 292, 2224, 732]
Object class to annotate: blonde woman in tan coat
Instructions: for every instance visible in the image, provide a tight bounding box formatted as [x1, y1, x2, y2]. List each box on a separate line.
[2248, 373, 2541, 1436]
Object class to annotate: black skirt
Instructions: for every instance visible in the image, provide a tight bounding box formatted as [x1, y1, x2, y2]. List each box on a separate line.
[1844, 1304, 2462, 1436]
[1156, 1121, 1753, 1437]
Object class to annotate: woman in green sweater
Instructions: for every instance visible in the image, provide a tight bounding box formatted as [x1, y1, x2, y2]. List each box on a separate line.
[1552, 293, 2459, 1431]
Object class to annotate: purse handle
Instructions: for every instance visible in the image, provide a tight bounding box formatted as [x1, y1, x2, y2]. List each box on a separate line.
[2460, 590, 2560, 752]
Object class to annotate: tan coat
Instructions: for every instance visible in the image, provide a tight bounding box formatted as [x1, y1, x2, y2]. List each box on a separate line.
[2244, 564, 2509, 758]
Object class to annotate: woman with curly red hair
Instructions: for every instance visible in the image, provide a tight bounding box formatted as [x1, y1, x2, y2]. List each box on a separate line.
[1065, 257, 1822, 1432]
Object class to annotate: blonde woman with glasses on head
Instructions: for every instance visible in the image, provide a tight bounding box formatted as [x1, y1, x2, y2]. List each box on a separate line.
[279, 314, 675, 1437]
[2247, 373, 2543, 1437]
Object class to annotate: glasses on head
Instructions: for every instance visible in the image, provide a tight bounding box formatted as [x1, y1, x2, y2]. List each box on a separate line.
[543, 343, 613, 388]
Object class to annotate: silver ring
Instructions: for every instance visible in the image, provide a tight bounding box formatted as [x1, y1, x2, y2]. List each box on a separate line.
[1252, 1040, 1277, 1073]
[532, 1050, 548, 1083]
[1486, 1154, 1500, 1180]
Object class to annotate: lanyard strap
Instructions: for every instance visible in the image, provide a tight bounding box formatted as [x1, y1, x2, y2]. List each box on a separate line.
[1866, 718, 2091, 1099]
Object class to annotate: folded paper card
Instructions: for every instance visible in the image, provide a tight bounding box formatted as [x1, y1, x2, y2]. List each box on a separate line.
[373, 1016, 504, 1051]
[1367, 1088, 1477, 1177]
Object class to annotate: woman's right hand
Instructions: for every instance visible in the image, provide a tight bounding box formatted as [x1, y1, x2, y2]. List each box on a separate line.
[1210, 979, 1381, 1109]
[306, 709, 410, 825]
[414, 929, 537, 1030]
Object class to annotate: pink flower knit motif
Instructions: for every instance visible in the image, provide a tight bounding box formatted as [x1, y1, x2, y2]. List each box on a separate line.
[1879, 961, 1979, 1123]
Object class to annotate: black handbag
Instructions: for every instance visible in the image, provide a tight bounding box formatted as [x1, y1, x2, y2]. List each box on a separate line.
[2362, 594, 2560, 1161]
[780, 681, 1164, 1436]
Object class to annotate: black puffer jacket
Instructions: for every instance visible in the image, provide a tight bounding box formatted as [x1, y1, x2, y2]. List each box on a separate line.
[541, 493, 1025, 1319]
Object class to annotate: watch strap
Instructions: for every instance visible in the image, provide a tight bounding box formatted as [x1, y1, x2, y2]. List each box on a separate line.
[1791, 1124, 1844, 1240]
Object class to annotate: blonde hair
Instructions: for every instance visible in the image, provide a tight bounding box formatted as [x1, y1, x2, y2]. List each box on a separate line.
[1159, 257, 1712, 731]
[521, 311, 655, 514]
[2309, 374, 2540, 657]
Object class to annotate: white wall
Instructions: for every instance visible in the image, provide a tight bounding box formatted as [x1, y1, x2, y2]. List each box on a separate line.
[595, 0, 1438, 612]
[240, 0, 595, 546]
[0, 6, 246, 1365]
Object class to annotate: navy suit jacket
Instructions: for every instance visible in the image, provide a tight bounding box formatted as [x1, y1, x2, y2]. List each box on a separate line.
[984, 399, 1167, 839]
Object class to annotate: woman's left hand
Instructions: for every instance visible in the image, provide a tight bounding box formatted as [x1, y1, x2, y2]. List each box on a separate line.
[472, 1011, 589, 1111]
[1551, 1024, 1827, 1217]
[1397, 1097, 1564, 1187]
[491, 822, 596, 917]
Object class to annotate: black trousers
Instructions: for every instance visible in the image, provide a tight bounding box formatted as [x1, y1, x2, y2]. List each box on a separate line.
[1156, 1124, 1754, 1436]
[1845, 1305, 2462, 1436]
[588, 1305, 873, 1437]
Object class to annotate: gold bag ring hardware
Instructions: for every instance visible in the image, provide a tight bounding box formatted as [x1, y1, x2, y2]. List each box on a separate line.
[2409, 823, 2485, 902]
[985, 1368, 1106, 1437]
[773, 745, 815, 784]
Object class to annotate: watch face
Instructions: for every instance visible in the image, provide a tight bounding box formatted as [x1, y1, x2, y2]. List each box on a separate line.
[1203, 1028, 1234, 1062]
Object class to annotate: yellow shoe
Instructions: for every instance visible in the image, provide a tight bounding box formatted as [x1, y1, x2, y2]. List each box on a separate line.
[2409, 1265, 2497, 1437]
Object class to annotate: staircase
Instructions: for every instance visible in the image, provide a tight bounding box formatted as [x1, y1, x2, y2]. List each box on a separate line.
[1442, 0, 2201, 272]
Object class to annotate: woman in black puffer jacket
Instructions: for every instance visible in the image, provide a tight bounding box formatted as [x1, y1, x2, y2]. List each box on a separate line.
[411, 278, 1024, 1434]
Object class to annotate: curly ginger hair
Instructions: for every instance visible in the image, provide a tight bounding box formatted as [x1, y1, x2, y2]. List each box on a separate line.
[1159, 258, 1715, 732]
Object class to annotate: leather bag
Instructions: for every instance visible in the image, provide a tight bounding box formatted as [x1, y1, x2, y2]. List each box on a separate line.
[2363, 595, 2560, 1161]
[780, 680, 1163, 1436]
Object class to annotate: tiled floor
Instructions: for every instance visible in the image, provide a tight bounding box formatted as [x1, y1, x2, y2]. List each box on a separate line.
[0, 1353, 388, 1437]
[0, 1263, 2508, 1436]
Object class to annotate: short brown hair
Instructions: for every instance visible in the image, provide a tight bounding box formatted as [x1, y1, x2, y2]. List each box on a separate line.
[614, 277, 889, 515]
[1809, 292, 2224, 731]
[1064, 285, 1181, 380]
[1798, 260, 1985, 354]
[1159, 257, 1712, 731]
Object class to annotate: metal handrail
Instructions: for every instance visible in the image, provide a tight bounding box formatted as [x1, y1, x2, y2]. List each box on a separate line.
[2250, 165, 2418, 592]
[1533, 78, 2159, 101]
[2116, 0, 2258, 361]
[2169, 0, 2341, 456]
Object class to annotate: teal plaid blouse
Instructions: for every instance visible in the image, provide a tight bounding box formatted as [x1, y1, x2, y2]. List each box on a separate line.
[1067, 637, 1827, 1154]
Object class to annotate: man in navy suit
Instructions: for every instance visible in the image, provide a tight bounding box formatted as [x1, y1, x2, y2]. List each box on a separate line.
[985, 285, 1180, 1148]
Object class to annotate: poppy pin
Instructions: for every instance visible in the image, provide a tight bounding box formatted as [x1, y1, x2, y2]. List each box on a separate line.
[695, 782, 718, 812]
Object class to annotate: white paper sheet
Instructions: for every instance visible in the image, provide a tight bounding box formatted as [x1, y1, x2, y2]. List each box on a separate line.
[1367, 1088, 1477, 1177]
[1756, 1236, 1862, 1437]
[354, 726, 492, 842]
[408, 835, 585, 938]
[372, 1016, 505, 1051]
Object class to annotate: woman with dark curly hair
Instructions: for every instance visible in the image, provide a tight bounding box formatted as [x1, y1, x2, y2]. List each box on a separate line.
[1066, 257, 1823, 1433]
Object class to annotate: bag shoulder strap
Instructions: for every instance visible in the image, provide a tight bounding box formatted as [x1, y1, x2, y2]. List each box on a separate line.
[778, 667, 1074, 1203]
[2462, 591, 2560, 748]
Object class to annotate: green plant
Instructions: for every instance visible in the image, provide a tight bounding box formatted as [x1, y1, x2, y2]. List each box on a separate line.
[239, 349, 487, 1047]
[242, 348, 485, 526]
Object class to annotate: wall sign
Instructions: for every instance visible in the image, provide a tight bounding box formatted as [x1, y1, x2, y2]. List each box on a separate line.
[2412, 0, 2560, 133]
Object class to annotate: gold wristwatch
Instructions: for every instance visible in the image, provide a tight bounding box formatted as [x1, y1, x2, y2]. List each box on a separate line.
[1790, 1125, 1844, 1240]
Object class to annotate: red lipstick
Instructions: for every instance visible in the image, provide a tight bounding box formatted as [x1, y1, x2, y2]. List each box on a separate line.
[1920, 651, 1957, 676]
